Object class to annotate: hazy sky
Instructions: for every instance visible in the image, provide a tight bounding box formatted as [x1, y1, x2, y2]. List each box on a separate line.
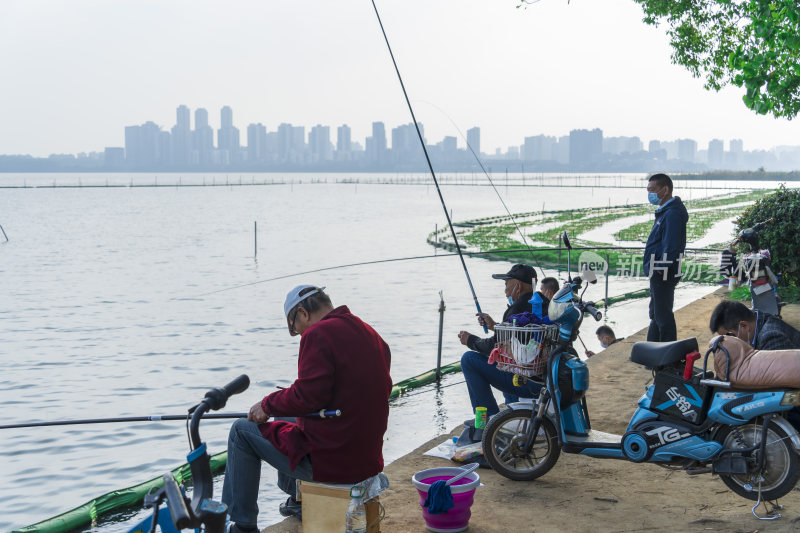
[2, 0, 800, 156]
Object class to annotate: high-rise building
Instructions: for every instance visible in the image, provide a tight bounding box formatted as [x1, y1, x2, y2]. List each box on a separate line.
[369, 122, 387, 162]
[441, 136, 457, 160]
[277, 123, 293, 161]
[193, 108, 214, 165]
[603, 136, 642, 154]
[170, 105, 192, 167]
[246, 123, 267, 163]
[217, 106, 240, 164]
[523, 135, 556, 161]
[466, 127, 480, 155]
[553, 135, 570, 165]
[337, 124, 352, 156]
[309, 125, 331, 162]
[569, 128, 603, 166]
[677, 139, 697, 162]
[291, 126, 306, 163]
[125, 121, 167, 168]
[727, 139, 744, 168]
[708, 139, 724, 168]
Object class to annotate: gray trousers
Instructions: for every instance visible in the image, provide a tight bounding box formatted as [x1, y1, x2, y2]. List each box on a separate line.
[221, 418, 313, 527]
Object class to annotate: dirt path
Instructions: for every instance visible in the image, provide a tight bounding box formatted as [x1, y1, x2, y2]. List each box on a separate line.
[265, 290, 800, 532]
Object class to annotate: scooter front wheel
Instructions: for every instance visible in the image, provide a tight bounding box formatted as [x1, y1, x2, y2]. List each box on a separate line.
[481, 408, 560, 481]
[716, 418, 800, 501]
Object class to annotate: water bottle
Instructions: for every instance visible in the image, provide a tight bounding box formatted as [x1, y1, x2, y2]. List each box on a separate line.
[345, 485, 367, 533]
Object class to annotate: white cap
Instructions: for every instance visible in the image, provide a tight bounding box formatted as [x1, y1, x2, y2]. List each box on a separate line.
[284, 285, 326, 317]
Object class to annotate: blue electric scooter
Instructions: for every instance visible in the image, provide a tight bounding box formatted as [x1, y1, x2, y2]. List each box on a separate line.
[482, 232, 800, 511]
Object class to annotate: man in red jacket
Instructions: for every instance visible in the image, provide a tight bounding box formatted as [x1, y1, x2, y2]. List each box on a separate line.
[222, 285, 392, 531]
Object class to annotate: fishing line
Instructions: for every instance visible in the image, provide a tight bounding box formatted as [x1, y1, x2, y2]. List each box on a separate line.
[417, 99, 548, 279]
[370, 0, 488, 332]
[394, 378, 467, 399]
[188, 245, 722, 298]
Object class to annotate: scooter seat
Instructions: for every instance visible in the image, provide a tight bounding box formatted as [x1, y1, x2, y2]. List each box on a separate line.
[630, 338, 698, 369]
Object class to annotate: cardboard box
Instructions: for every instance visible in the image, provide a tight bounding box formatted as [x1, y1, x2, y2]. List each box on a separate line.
[297, 480, 382, 533]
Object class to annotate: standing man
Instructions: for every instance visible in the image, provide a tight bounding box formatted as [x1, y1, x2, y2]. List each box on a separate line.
[644, 173, 688, 342]
[222, 285, 392, 532]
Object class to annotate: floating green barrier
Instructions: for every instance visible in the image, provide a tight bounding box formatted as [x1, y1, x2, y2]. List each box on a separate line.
[11, 452, 228, 533]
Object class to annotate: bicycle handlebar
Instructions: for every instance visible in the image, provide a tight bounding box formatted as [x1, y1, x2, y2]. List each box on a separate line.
[202, 374, 250, 411]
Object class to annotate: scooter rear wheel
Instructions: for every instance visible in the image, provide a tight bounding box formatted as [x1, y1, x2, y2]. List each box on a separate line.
[481, 408, 560, 481]
[716, 418, 800, 501]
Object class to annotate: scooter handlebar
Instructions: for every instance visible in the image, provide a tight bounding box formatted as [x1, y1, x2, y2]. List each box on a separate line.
[163, 473, 193, 529]
[584, 303, 602, 321]
[752, 218, 774, 231]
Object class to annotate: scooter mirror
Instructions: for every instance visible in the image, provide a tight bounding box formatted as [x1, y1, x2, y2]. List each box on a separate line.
[562, 231, 572, 250]
[580, 269, 597, 283]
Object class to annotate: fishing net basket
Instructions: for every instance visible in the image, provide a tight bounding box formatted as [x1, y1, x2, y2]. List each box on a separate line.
[492, 323, 559, 378]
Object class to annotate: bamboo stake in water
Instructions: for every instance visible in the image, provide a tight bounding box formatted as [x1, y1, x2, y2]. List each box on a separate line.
[436, 291, 446, 382]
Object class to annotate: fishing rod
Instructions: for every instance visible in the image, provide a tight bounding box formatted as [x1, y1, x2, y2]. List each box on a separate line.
[0, 410, 342, 430]
[418, 99, 548, 280]
[370, 0, 487, 332]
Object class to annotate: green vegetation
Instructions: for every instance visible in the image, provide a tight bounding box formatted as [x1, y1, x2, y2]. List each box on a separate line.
[615, 190, 771, 242]
[530, 208, 649, 243]
[728, 285, 752, 302]
[616, 207, 746, 242]
[684, 190, 770, 209]
[431, 190, 780, 285]
[633, 1, 800, 117]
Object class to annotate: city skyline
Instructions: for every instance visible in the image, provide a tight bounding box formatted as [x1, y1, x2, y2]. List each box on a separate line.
[2, 1, 800, 157]
[5, 103, 800, 173]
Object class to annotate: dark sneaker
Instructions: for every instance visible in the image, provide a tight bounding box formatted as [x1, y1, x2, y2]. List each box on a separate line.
[279, 496, 302, 520]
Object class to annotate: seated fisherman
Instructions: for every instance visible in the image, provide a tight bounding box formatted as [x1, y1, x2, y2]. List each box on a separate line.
[457, 265, 558, 417]
[585, 325, 624, 358]
[222, 285, 392, 531]
[709, 300, 800, 350]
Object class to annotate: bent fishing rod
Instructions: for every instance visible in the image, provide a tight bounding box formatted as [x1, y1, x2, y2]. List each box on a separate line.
[0, 410, 342, 430]
[370, 0, 487, 333]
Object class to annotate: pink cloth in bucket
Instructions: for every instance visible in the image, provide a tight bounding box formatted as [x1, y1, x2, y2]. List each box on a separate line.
[416, 475, 477, 532]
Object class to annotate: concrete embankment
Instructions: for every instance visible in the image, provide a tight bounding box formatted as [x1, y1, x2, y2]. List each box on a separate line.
[265, 289, 800, 532]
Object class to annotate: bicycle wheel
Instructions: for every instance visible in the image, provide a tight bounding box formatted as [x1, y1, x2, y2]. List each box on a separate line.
[481, 408, 560, 481]
[716, 417, 800, 501]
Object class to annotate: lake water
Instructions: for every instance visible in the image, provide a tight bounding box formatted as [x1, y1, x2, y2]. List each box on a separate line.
[0, 173, 764, 531]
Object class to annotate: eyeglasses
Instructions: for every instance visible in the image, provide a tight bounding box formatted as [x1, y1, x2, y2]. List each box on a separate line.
[288, 301, 308, 335]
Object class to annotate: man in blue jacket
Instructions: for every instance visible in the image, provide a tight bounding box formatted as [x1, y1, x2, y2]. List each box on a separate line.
[644, 173, 688, 342]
